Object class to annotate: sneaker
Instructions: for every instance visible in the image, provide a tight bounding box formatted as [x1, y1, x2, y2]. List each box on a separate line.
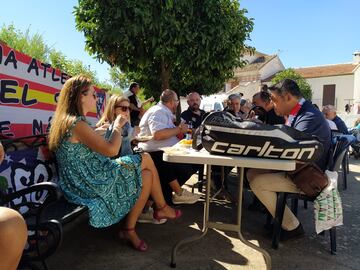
[137, 208, 167, 224]
[172, 189, 201, 205]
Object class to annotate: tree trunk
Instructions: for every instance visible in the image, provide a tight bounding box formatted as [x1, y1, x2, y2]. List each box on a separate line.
[160, 60, 170, 91]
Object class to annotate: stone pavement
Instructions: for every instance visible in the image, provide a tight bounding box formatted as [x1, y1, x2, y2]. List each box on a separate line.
[46, 158, 360, 270]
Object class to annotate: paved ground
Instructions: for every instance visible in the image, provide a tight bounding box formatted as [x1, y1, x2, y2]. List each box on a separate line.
[46, 157, 360, 270]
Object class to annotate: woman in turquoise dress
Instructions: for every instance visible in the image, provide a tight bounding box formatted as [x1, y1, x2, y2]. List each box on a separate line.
[48, 75, 182, 252]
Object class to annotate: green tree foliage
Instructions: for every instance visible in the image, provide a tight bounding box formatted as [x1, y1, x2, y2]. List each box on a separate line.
[109, 67, 132, 92]
[271, 68, 313, 100]
[74, 0, 254, 97]
[0, 24, 51, 62]
[0, 23, 99, 84]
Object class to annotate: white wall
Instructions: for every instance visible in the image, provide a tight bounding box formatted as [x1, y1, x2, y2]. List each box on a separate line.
[306, 75, 354, 112]
[353, 66, 360, 102]
[260, 56, 285, 81]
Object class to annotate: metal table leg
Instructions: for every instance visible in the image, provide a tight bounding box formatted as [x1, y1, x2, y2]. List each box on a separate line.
[170, 166, 272, 269]
[170, 164, 212, 268]
[236, 167, 272, 270]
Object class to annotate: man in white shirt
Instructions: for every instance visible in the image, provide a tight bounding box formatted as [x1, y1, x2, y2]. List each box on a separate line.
[138, 89, 200, 205]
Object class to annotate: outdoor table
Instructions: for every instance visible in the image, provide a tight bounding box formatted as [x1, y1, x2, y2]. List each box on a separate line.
[163, 148, 296, 270]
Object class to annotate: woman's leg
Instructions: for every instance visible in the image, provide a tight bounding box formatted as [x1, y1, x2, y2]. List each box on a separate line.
[122, 169, 152, 247]
[140, 153, 179, 218]
[0, 207, 27, 270]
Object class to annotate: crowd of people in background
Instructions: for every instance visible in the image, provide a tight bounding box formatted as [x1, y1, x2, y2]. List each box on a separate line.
[3, 74, 360, 263]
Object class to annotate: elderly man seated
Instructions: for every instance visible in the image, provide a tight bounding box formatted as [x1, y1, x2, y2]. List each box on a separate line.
[225, 94, 246, 119]
[138, 89, 200, 205]
[247, 79, 331, 241]
[322, 105, 349, 134]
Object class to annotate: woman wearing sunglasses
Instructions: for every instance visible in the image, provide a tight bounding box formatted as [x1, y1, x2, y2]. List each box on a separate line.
[96, 95, 135, 157]
[49, 75, 181, 252]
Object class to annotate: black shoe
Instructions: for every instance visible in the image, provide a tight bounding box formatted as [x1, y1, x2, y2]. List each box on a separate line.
[248, 199, 266, 212]
[263, 222, 273, 232]
[280, 224, 305, 241]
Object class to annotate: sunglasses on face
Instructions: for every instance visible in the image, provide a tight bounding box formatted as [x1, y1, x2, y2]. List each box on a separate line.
[116, 105, 131, 112]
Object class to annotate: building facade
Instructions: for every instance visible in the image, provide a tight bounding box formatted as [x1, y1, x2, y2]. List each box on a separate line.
[225, 51, 285, 99]
[294, 52, 360, 112]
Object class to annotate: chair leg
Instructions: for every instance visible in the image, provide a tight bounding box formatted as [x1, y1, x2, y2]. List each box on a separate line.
[342, 158, 347, 190]
[303, 200, 308, 210]
[291, 198, 299, 216]
[272, 192, 287, 249]
[330, 227, 337, 255]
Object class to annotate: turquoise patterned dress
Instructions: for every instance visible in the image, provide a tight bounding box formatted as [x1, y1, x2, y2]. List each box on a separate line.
[55, 117, 142, 228]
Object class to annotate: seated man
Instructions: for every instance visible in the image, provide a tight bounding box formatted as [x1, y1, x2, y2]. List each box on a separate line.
[252, 91, 285, 125]
[225, 94, 246, 119]
[138, 89, 200, 205]
[180, 92, 205, 129]
[247, 79, 331, 240]
[322, 105, 349, 134]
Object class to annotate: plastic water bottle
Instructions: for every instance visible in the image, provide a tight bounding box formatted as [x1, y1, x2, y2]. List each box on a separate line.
[186, 121, 193, 140]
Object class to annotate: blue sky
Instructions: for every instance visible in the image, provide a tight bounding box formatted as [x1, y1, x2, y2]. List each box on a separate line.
[1, 1, 359, 83]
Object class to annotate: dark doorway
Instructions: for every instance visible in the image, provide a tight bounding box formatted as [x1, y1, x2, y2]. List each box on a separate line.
[322, 84, 336, 106]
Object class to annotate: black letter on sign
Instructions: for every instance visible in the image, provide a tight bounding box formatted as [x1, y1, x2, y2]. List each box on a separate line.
[27, 58, 39, 76]
[61, 73, 68, 84]
[32, 119, 43, 135]
[54, 92, 60, 103]
[0, 44, 3, 64]
[0, 80, 19, 104]
[21, 84, 37, 106]
[51, 68, 60, 82]
[0, 121, 14, 137]
[4, 50, 18, 69]
[40, 62, 51, 78]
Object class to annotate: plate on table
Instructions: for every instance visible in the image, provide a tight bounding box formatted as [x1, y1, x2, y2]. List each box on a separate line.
[134, 135, 153, 142]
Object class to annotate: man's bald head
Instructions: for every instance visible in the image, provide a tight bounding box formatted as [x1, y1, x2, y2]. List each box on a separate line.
[160, 89, 179, 113]
[187, 92, 201, 112]
[160, 89, 177, 103]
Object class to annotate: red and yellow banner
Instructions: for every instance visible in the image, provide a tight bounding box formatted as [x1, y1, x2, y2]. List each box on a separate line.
[0, 42, 106, 139]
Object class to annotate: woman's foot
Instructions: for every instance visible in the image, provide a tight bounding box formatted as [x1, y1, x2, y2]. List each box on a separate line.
[153, 204, 182, 221]
[119, 228, 148, 252]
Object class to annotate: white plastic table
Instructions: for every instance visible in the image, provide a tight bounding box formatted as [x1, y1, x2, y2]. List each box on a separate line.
[163, 148, 296, 269]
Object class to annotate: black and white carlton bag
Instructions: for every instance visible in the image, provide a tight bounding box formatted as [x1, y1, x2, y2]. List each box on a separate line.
[195, 111, 323, 162]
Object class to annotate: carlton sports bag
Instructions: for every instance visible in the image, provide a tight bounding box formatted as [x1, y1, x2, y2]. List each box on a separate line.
[198, 111, 323, 162]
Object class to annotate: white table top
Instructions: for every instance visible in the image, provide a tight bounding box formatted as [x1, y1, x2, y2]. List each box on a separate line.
[163, 148, 296, 171]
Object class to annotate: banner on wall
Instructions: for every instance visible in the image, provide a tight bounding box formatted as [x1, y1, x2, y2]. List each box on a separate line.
[0, 42, 106, 139]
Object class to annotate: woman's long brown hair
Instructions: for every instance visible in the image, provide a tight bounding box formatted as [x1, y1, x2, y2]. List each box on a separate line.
[48, 75, 92, 151]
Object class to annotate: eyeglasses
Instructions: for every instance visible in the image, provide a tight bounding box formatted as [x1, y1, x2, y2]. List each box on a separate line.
[115, 105, 131, 112]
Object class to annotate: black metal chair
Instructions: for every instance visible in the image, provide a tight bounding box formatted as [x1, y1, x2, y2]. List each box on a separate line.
[270, 135, 354, 254]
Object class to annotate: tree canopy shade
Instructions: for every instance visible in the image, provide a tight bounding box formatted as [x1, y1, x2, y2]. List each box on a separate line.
[271, 68, 313, 100]
[74, 0, 254, 97]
